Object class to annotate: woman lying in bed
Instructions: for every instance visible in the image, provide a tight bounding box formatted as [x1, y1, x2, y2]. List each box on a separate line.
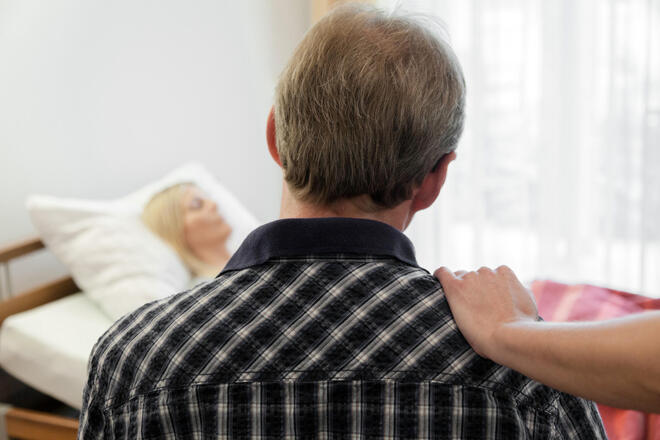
[142, 183, 232, 278]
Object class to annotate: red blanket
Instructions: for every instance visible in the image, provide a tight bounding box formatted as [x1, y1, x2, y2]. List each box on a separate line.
[531, 280, 660, 440]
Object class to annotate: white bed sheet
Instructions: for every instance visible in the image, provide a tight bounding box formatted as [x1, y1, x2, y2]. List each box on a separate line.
[0, 293, 112, 409]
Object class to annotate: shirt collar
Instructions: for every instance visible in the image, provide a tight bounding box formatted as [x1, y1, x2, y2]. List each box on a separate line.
[220, 217, 418, 273]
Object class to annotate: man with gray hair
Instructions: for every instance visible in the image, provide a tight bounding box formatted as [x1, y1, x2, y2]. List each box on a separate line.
[78, 4, 606, 439]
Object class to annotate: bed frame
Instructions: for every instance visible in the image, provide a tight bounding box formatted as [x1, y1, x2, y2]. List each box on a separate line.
[0, 237, 79, 440]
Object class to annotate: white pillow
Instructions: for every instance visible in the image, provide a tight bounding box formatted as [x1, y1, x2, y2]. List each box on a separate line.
[27, 163, 260, 321]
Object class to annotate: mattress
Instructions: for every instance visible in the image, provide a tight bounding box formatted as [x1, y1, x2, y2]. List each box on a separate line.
[0, 293, 112, 409]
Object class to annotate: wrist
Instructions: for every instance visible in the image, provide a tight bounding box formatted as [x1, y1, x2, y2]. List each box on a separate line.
[486, 319, 537, 365]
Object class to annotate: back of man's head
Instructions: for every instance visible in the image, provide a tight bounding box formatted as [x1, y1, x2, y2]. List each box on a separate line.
[274, 4, 465, 210]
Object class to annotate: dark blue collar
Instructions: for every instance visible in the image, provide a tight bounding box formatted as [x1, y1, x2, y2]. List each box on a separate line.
[220, 217, 418, 273]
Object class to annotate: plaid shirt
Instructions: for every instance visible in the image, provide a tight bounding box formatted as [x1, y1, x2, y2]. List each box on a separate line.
[78, 218, 606, 439]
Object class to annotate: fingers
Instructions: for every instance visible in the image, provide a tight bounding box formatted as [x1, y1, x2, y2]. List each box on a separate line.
[433, 266, 474, 284]
[495, 265, 515, 279]
[434, 266, 458, 287]
[435, 266, 497, 281]
[435, 265, 515, 287]
[494, 265, 524, 287]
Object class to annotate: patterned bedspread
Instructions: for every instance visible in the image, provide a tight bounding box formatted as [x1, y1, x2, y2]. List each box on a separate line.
[532, 280, 660, 440]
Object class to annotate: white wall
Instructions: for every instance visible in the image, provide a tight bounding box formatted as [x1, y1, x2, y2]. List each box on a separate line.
[0, 0, 310, 292]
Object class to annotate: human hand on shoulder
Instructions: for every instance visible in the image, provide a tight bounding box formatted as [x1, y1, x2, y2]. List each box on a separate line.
[434, 265, 538, 360]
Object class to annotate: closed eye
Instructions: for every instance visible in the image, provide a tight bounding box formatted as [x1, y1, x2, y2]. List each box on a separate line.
[188, 197, 204, 210]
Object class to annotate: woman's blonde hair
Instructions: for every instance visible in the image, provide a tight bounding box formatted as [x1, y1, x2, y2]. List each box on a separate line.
[141, 183, 216, 277]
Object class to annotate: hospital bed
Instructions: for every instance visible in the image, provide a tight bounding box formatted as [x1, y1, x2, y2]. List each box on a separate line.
[0, 237, 109, 440]
[0, 164, 259, 439]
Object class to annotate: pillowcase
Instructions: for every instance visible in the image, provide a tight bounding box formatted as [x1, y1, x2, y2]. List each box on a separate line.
[27, 163, 260, 320]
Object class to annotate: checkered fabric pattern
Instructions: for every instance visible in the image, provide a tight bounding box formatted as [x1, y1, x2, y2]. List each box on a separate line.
[78, 219, 606, 439]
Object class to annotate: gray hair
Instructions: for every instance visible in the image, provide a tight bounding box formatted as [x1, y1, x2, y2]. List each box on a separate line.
[274, 3, 465, 209]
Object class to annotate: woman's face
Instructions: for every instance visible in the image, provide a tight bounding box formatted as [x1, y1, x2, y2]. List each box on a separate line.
[181, 186, 232, 261]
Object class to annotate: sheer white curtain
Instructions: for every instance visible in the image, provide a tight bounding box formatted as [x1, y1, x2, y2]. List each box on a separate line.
[379, 0, 660, 296]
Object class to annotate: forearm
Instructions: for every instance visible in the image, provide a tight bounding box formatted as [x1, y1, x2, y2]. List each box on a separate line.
[489, 311, 660, 412]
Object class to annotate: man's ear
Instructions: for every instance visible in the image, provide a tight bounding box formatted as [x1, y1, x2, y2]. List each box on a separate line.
[266, 106, 283, 167]
[410, 151, 456, 213]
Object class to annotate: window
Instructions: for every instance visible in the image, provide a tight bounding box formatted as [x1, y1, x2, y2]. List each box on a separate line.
[380, 0, 660, 296]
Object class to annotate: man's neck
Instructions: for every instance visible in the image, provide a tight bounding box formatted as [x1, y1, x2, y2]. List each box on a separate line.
[278, 182, 415, 232]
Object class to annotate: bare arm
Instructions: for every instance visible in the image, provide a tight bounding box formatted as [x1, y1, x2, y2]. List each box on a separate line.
[435, 266, 660, 413]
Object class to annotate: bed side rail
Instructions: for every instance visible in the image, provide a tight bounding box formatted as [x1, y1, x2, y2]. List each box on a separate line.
[0, 237, 46, 299]
[3, 406, 78, 440]
[0, 237, 45, 264]
[0, 237, 79, 325]
[0, 277, 79, 326]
